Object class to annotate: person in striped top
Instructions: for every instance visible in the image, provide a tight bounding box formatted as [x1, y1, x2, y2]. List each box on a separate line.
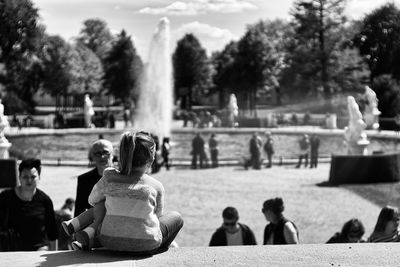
[62, 131, 184, 252]
[368, 205, 400, 243]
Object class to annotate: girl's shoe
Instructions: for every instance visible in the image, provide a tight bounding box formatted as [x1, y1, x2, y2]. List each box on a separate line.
[61, 220, 75, 236]
[71, 241, 89, 251]
[74, 230, 91, 250]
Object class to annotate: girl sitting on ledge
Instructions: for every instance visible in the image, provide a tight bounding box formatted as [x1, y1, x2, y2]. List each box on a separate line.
[62, 131, 183, 253]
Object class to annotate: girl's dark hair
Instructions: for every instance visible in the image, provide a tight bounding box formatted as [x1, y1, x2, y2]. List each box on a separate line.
[119, 131, 155, 175]
[340, 218, 365, 239]
[263, 197, 285, 216]
[373, 205, 399, 233]
[19, 158, 41, 175]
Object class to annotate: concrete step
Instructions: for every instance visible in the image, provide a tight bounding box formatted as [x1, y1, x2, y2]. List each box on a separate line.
[1, 243, 399, 266]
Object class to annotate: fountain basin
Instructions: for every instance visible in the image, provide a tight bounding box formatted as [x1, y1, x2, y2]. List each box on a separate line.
[5, 127, 400, 164]
[329, 151, 400, 184]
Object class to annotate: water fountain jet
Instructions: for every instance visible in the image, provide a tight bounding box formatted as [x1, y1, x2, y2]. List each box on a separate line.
[134, 17, 173, 140]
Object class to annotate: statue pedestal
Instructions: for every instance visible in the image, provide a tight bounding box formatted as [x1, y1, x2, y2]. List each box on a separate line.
[0, 142, 11, 159]
[329, 152, 400, 184]
[347, 140, 369, 155]
[325, 114, 337, 129]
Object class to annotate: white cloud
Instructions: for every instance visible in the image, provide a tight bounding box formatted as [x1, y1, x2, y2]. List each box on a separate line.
[139, 0, 257, 16]
[345, 0, 398, 19]
[173, 21, 238, 54]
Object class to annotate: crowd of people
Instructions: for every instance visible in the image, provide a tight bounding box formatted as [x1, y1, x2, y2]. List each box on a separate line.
[209, 200, 400, 247]
[241, 131, 320, 170]
[189, 130, 320, 170]
[190, 133, 219, 169]
[0, 131, 399, 254]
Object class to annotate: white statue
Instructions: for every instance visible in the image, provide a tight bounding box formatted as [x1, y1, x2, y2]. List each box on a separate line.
[0, 98, 10, 144]
[227, 94, 239, 127]
[0, 98, 11, 159]
[344, 96, 369, 155]
[363, 86, 381, 129]
[83, 94, 95, 128]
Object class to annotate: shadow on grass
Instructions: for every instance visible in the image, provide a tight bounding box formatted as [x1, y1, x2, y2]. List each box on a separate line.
[342, 182, 400, 207]
[316, 181, 337, 187]
[316, 180, 400, 207]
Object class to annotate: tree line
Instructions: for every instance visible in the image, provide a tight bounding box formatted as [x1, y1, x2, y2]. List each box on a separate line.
[174, 0, 400, 116]
[0, 0, 142, 113]
[1, 0, 400, 117]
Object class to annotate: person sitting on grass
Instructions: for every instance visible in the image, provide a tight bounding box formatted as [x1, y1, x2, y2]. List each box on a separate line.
[62, 131, 184, 253]
[326, 218, 365, 243]
[368, 205, 400, 242]
[262, 197, 299, 245]
[209, 207, 257, 246]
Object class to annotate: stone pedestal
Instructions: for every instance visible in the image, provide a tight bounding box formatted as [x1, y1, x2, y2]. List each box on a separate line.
[0, 142, 11, 159]
[325, 114, 337, 129]
[347, 140, 369, 155]
[329, 152, 400, 184]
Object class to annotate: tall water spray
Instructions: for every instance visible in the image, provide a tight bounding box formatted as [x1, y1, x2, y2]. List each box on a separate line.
[134, 17, 173, 139]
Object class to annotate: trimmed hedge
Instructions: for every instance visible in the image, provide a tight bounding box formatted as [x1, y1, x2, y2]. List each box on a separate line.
[329, 152, 400, 184]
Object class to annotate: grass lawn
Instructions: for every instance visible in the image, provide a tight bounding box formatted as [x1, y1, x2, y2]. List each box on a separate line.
[39, 163, 397, 247]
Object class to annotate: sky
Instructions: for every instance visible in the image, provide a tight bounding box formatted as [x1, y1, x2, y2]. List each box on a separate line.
[31, 0, 398, 61]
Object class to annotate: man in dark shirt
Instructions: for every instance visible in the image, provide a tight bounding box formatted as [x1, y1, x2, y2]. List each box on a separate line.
[0, 189, 59, 251]
[191, 133, 206, 169]
[209, 133, 219, 168]
[295, 134, 310, 168]
[0, 159, 58, 251]
[245, 132, 262, 169]
[209, 207, 257, 246]
[74, 139, 113, 217]
[310, 134, 320, 168]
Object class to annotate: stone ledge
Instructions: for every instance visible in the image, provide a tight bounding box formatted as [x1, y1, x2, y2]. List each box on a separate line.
[1, 243, 399, 266]
[5, 126, 400, 140]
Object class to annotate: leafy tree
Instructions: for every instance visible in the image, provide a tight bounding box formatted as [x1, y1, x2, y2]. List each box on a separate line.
[212, 41, 239, 108]
[0, 0, 41, 63]
[233, 21, 282, 111]
[284, 0, 347, 96]
[372, 74, 400, 118]
[77, 18, 114, 60]
[0, 0, 44, 112]
[40, 35, 72, 108]
[70, 42, 103, 95]
[212, 19, 290, 109]
[330, 48, 370, 92]
[173, 33, 210, 109]
[353, 3, 400, 81]
[103, 30, 143, 104]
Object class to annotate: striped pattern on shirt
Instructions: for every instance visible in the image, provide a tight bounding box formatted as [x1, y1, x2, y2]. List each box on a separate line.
[88, 168, 164, 252]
